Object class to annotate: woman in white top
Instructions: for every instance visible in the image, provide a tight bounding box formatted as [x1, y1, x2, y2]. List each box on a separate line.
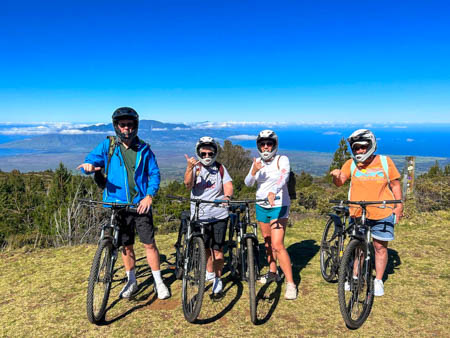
[244, 130, 297, 300]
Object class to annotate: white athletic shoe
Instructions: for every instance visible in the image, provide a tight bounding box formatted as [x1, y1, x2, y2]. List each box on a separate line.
[345, 276, 359, 292]
[212, 278, 223, 294]
[119, 280, 138, 299]
[374, 279, 384, 296]
[205, 271, 216, 283]
[285, 283, 297, 300]
[155, 282, 170, 300]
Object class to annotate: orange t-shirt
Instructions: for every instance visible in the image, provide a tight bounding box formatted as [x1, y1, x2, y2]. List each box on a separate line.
[341, 155, 400, 220]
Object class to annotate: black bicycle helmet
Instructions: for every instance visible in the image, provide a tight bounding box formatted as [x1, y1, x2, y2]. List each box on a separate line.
[112, 107, 139, 141]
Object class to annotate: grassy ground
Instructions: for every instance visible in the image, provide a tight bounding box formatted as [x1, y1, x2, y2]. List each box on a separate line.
[1, 211, 449, 337]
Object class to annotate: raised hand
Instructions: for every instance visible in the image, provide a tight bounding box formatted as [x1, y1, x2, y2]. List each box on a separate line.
[184, 154, 199, 170]
[77, 163, 102, 173]
[251, 157, 263, 176]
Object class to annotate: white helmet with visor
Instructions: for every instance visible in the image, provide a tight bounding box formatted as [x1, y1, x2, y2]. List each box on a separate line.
[256, 129, 278, 161]
[347, 129, 377, 163]
[195, 136, 219, 166]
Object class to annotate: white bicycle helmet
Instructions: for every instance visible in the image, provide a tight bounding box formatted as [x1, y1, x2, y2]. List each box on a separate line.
[195, 136, 219, 166]
[256, 129, 278, 161]
[347, 129, 377, 163]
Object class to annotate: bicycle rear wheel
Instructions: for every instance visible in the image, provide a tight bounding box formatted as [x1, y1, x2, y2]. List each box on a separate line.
[320, 218, 340, 282]
[246, 237, 258, 324]
[182, 236, 206, 323]
[87, 239, 114, 324]
[338, 239, 374, 329]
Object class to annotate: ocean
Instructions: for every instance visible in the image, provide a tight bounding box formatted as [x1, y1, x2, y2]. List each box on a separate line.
[0, 124, 449, 158]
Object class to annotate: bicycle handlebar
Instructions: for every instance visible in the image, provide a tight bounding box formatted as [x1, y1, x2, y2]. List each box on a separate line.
[167, 195, 280, 205]
[78, 198, 137, 209]
[329, 199, 402, 206]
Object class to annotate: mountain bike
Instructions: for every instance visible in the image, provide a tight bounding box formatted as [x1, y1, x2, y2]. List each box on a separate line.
[320, 202, 351, 282]
[331, 199, 401, 329]
[80, 199, 136, 325]
[225, 197, 276, 324]
[169, 195, 226, 323]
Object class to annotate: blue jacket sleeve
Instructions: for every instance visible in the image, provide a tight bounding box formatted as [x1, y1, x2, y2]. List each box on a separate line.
[83, 140, 107, 174]
[146, 149, 161, 197]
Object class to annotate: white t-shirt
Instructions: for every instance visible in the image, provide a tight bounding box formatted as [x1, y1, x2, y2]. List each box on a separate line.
[190, 162, 232, 223]
[244, 155, 291, 208]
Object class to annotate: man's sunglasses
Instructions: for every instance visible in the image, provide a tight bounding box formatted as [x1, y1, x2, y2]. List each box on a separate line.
[353, 144, 369, 151]
[200, 152, 215, 158]
[118, 122, 135, 128]
[259, 141, 274, 147]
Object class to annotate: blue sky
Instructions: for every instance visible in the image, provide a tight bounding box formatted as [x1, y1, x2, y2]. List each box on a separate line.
[1, 1, 449, 124]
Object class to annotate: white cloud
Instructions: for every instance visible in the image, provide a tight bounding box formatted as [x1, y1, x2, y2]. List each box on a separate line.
[394, 126, 408, 129]
[173, 127, 190, 130]
[152, 128, 168, 131]
[228, 134, 257, 140]
[0, 122, 104, 135]
[364, 123, 373, 128]
[406, 138, 414, 142]
[60, 129, 109, 135]
[322, 131, 341, 135]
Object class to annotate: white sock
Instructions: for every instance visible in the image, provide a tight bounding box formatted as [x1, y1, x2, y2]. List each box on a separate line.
[152, 269, 163, 285]
[126, 269, 136, 283]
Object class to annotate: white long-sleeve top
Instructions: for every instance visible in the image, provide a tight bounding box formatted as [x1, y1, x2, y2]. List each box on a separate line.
[244, 155, 291, 208]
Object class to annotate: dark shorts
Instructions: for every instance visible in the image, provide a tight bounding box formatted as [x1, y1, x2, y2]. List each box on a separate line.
[117, 210, 155, 246]
[203, 218, 228, 251]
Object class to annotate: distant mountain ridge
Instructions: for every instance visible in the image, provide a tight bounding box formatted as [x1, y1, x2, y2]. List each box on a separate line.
[80, 120, 190, 132]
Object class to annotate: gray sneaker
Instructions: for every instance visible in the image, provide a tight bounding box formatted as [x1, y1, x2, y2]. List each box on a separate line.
[285, 283, 297, 300]
[259, 271, 281, 284]
[119, 280, 138, 299]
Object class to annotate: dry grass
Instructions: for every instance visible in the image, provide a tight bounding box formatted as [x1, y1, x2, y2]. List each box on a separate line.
[1, 211, 449, 337]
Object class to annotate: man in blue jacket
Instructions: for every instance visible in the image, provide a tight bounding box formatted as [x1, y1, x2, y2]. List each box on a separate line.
[78, 107, 170, 300]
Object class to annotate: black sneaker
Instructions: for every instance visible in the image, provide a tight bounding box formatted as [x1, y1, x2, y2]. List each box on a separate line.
[259, 271, 281, 284]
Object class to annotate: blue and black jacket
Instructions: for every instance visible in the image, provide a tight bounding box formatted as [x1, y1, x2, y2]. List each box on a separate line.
[84, 137, 160, 204]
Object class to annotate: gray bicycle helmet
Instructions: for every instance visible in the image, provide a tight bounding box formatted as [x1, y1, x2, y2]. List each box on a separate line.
[112, 107, 139, 142]
[347, 129, 377, 163]
[195, 136, 219, 166]
[256, 129, 278, 161]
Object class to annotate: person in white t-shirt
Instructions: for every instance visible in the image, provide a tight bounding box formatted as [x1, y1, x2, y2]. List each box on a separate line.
[184, 136, 233, 295]
[244, 130, 297, 300]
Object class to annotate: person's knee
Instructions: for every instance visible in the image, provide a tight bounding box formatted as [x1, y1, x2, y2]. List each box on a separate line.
[144, 242, 157, 251]
[272, 243, 285, 254]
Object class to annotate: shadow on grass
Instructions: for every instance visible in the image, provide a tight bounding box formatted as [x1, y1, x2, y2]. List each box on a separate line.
[195, 275, 244, 324]
[96, 254, 177, 325]
[287, 240, 320, 286]
[255, 281, 282, 325]
[383, 248, 401, 282]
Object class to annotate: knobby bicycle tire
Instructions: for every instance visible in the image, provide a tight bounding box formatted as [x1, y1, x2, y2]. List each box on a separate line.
[338, 239, 375, 329]
[175, 224, 186, 280]
[246, 237, 257, 324]
[227, 223, 240, 280]
[182, 236, 206, 323]
[320, 218, 340, 282]
[86, 239, 114, 324]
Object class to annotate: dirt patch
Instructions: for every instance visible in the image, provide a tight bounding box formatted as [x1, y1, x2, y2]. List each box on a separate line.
[145, 298, 179, 311]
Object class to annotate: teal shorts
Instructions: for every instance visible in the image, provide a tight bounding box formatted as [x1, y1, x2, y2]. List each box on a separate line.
[255, 204, 289, 223]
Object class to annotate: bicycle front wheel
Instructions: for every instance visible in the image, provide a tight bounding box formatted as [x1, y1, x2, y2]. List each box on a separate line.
[227, 222, 239, 280]
[86, 239, 114, 324]
[338, 239, 374, 329]
[182, 236, 206, 323]
[246, 237, 257, 324]
[320, 218, 340, 282]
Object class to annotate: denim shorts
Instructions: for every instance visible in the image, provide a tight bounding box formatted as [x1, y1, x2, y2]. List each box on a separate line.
[351, 213, 396, 242]
[255, 204, 289, 223]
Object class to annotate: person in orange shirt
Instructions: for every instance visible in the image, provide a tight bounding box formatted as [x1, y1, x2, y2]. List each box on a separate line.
[330, 129, 403, 296]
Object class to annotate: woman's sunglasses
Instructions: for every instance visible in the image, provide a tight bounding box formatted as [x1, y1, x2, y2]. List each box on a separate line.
[259, 141, 274, 147]
[200, 152, 215, 158]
